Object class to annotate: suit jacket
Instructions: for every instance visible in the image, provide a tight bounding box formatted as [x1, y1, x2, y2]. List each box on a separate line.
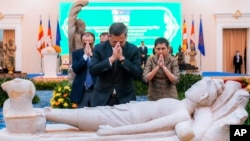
[233, 55, 243, 66]
[70, 48, 96, 103]
[89, 41, 142, 106]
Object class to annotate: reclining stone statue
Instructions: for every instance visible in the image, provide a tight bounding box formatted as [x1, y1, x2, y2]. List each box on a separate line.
[0, 77, 248, 141]
[44, 77, 246, 141]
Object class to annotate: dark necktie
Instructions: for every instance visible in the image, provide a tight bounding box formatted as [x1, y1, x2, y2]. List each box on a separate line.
[112, 60, 119, 76]
[85, 58, 92, 89]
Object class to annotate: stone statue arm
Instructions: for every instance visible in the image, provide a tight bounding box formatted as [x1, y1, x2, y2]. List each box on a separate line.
[68, 0, 88, 53]
[97, 113, 191, 136]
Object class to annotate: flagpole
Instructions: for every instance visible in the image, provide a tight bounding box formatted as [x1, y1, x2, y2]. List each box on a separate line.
[40, 56, 43, 74]
[38, 15, 44, 75]
[56, 17, 62, 74]
[198, 15, 205, 75]
[200, 53, 202, 74]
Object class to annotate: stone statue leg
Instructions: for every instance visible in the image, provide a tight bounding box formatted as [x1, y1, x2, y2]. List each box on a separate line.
[45, 107, 103, 131]
[175, 121, 194, 141]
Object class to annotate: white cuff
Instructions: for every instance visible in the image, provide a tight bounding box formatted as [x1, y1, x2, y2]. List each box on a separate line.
[83, 54, 88, 61]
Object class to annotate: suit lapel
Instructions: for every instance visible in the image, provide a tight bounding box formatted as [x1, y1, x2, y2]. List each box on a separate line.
[122, 43, 128, 57]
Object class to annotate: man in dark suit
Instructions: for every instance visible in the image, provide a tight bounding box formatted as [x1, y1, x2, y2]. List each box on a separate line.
[233, 50, 243, 74]
[138, 40, 148, 68]
[70, 32, 96, 107]
[89, 22, 142, 106]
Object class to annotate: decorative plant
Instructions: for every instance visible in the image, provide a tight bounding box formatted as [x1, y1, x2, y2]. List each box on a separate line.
[32, 80, 59, 90]
[53, 45, 61, 54]
[0, 78, 11, 107]
[50, 80, 77, 108]
[133, 80, 148, 96]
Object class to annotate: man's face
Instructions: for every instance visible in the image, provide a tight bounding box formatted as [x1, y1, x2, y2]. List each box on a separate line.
[100, 34, 108, 43]
[109, 33, 127, 47]
[141, 41, 144, 46]
[82, 35, 94, 49]
[154, 43, 168, 57]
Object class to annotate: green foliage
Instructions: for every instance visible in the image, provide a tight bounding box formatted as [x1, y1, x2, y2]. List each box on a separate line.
[178, 91, 185, 100]
[0, 78, 12, 107]
[32, 95, 40, 104]
[241, 77, 248, 86]
[244, 101, 250, 125]
[31, 80, 58, 90]
[133, 80, 148, 96]
[176, 74, 202, 99]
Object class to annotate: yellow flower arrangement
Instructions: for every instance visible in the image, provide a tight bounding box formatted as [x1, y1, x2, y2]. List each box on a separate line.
[53, 45, 61, 53]
[50, 80, 77, 108]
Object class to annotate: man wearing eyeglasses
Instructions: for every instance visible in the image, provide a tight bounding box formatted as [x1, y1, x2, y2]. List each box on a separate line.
[70, 32, 96, 108]
[89, 22, 142, 107]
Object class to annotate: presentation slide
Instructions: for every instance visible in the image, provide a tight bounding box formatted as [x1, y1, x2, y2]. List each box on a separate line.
[59, 2, 182, 55]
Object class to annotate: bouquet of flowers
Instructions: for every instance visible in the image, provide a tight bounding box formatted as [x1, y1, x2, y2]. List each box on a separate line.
[53, 45, 61, 54]
[50, 80, 77, 108]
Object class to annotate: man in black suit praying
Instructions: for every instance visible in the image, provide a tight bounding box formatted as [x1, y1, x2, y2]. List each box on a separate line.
[89, 22, 142, 106]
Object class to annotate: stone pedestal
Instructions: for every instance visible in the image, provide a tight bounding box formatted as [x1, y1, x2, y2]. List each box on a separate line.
[41, 47, 58, 78]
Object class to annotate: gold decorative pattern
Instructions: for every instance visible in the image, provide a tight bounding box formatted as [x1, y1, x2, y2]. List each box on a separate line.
[233, 10, 241, 19]
[0, 12, 4, 20]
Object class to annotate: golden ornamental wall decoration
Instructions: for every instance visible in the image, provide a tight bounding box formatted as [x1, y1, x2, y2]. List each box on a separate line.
[233, 10, 241, 19]
[0, 12, 4, 20]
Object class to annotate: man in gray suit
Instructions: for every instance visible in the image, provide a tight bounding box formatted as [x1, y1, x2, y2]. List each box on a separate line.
[89, 22, 142, 106]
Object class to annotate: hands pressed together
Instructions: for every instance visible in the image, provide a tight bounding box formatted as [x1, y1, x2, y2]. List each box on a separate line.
[157, 54, 169, 72]
[84, 42, 93, 57]
[109, 42, 125, 63]
[157, 54, 165, 68]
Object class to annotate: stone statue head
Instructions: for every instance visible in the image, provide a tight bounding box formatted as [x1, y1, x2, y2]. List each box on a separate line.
[8, 39, 14, 46]
[75, 19, 86, 33]
[185, 77, 224, 106]
[190, 42, 195, 50]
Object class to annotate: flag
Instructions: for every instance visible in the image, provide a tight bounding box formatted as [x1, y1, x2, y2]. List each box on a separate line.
[182, 19, 188, 52]
[37, 19, 45, 54]
[55, 19, 61, 47]
[190, 18, 195, 50]
[47, 18, 53, 47]
[198, 18, 205, 56]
